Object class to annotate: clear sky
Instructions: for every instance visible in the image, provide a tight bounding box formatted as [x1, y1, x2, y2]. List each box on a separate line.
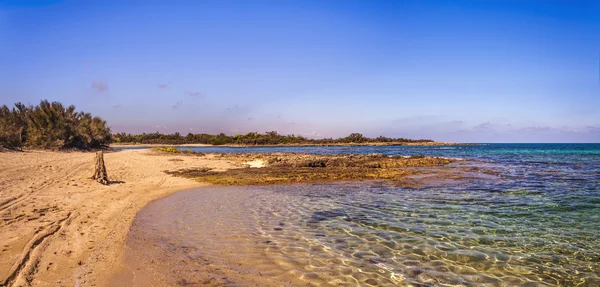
[1, 0, 599, 142]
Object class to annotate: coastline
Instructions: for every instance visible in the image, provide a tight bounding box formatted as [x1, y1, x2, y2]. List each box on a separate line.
[0, 148, 461, 286]
[0, 149, 239, 286]
[5, 145, 597, 286]
[110, 141, 468, 148]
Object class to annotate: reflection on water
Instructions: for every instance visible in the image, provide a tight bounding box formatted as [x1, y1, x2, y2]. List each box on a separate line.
[127, 181, 599, 286]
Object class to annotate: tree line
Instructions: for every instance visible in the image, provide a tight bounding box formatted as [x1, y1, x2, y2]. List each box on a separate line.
[0, 100, 111, 150]
[113, 131, 433, 145]
[1, 100, 432, 150]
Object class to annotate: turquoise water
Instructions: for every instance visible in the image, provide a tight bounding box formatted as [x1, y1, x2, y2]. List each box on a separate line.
[127, 144, 600, 286]
[124, 143, 600, 159]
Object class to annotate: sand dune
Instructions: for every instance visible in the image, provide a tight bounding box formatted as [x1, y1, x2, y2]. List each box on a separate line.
[0, 149, 238, 287]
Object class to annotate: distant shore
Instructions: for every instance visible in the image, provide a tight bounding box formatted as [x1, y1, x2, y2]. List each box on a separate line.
[111, 141, 467, 148]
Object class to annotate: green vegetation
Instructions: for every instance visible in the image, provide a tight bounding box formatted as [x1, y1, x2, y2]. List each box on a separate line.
[114, 131, 433, 146]
[153, 146, 205, 156]
[0, 100, 111, 150]
[156, 146, 181, 153]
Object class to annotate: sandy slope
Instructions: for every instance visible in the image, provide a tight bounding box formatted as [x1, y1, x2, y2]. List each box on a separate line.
[0, 149, 239, 287]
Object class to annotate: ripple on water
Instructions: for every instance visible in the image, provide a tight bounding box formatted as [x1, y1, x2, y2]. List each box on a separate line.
[124, 179, 600, 286]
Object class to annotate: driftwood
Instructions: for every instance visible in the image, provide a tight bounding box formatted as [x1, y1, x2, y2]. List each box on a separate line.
[91, 151, 109, 185]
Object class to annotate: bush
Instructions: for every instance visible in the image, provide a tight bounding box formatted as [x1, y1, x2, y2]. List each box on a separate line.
[154, 146, 205, 156]
[0, 100, 111, 150]
[0, 104, 26, 148]
[156, 146, 180, 153]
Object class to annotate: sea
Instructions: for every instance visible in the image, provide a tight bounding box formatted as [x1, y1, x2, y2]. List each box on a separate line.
[121, 144, 600, 286]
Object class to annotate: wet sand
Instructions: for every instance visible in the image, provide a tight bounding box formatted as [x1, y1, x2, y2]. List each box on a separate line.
[0, 149, 238, 286]
[111, 187, 293, 287]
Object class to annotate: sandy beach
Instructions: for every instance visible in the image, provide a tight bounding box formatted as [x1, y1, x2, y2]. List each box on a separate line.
[0, 149, 239, 287]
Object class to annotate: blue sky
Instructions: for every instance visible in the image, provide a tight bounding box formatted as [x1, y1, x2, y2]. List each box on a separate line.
[1, 0, 599, 142]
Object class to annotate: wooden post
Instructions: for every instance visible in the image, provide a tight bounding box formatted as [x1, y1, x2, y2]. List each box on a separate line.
[91, 151, 109, 185]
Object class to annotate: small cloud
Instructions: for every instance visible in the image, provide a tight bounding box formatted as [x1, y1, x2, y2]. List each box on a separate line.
[457, 122, 491, 133]
[515, 126, 582, 134]
[247, 117, 253, 121]
[112, 104, 121, 109]
[157, 83, 169, 89]
[473, 122, 491, 131]
[153, 125, 168, 130]
[91, 79, 108, 92]
[519, 126, 554, 133]
[187, 91, 204, 98]
[587, 126, 600, 133]
[172, 101, 183, 109]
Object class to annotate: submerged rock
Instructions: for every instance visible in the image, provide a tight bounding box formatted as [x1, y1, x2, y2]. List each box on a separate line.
[308, 209, 349, 224]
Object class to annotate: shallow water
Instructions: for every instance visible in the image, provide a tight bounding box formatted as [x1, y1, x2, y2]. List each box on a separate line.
[122, 143, 600, 161]
[124, 144, 600, 286]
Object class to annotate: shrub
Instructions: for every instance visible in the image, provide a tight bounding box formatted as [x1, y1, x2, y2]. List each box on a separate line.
[154, 146, 205, 156]
[0, 100, 111, 150]
[157, 146, 180, 153]
[0, 105, 26, 148]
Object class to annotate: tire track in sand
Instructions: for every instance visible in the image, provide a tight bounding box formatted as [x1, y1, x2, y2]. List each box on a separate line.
[0, 213, 72, 287]
[0, 160, 89, 216]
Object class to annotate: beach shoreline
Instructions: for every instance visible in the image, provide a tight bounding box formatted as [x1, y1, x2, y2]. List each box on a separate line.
[0, 149, 240, 286]
[0, 148, 461, 286]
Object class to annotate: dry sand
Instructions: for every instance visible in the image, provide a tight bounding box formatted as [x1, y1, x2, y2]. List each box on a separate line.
[0, 149, 239, 287]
